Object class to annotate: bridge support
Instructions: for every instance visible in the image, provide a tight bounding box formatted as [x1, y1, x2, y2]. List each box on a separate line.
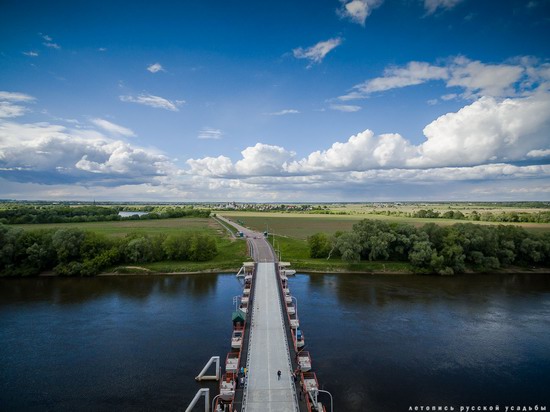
[185, 388, 210, 412]
[195, 356, 220, 381]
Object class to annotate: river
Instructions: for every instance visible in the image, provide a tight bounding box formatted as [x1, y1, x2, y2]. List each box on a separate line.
[1, 273, 549, 411]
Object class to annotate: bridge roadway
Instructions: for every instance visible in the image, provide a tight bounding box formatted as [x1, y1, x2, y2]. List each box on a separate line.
[217, 216, 299, 412]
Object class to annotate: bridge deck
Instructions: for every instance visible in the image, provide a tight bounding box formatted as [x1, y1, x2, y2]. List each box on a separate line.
[216, 216, 301, 411]
[244, 262, 298, 411]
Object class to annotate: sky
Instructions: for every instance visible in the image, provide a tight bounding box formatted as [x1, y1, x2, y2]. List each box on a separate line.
[1, 0, 550, 202]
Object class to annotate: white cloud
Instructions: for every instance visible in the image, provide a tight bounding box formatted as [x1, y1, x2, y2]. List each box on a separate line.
[424, 0, 464, 15]
[235, 143, 295, 176]
[527, 149, 550, 158]
[0, 120, 172, 186]
[147, 63, 165, 73]
[23, 51, 39, 57]
[187, 90, 550, 178]
[39, 33, 60, 49]
[43, 42, 60, 49]
[90, 118, 136, 138]
[0, 95, 173, 187]
[187, 143, 295, 177]
[330, 104, 361, 112]
[0, 102, 28, 118]
[198, 128, 223, 140]
[441, 93, 457, 101]
[266, 109, 300, 116]
[287, 130, 418, 173]
[427, 99, 438, 105]
[447, 57, 524, 98]
[98, 47, 107, 52]
[337, 0, 383, 25]
[186, 155, 234, 177]
[119, 94, 184, 111]
[412, 92, 550, 167]
[340, 61, 448, 100]
[339, 57, 546, 101]
[0, 91, 36, 102]
[293, 38, 343, 67]
[0, 91, 35, 119]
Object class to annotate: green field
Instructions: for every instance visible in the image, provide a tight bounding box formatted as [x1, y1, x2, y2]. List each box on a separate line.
[12, 217, 217, 237]
[10, 217, 249, 274]
[218, 211, 550, 239]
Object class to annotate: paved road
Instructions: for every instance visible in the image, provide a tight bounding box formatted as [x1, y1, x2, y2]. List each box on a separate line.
[216, 215, 298, 411]
[216, 215, 276, 262]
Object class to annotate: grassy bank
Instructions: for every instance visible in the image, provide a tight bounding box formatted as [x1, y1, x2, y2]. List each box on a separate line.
[268, 233, 413, 273]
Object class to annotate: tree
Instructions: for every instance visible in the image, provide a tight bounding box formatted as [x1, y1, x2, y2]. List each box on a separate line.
[307, 233, 331, 258]
[124, 237, 154, 263]
[188, 233, 217, 261]
[334, 232, 362, 262]
[52, 228, 86, 263]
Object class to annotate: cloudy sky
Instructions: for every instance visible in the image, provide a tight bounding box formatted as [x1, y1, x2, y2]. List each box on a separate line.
[1, 0, 549, 202]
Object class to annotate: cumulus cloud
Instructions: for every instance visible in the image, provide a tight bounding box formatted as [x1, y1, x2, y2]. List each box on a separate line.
[339, 56, 543, 101]
[266, 109, 300, 116]
[186, 155, 234, 177]
[119, 94, 184, 111]
[147, 63, 165, 73]
[90, 118, 136, 138]
[187, 143, 295, 177]
[287, 130, 418, 173]
[413, 92, 550, 167]
[424, 0, 464, 15]
[337, 0, 383, 25]
[293, 38, 343, 67]
[0, 95, 174, 187]
[0, 119, 172, 186]
[188, 91, 550, 179]
[198, 128, 223, 140]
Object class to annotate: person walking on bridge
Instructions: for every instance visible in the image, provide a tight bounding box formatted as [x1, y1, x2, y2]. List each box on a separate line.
[277, 370, 281, 380]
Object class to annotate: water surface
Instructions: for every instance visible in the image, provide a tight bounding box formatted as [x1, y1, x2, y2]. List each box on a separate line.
[1, 273, 549, 411]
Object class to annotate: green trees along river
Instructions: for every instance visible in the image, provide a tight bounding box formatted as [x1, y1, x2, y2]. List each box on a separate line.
[0, 224, 218, 276]
[308, 220, 550, 275]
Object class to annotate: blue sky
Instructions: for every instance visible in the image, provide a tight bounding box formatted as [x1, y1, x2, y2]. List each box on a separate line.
[1, 0, 549, 201]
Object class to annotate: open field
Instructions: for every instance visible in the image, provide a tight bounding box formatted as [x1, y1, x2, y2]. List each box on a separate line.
[218, 211, 550, 239]
[11, 218, 220, 237]
[328, 202, 550, 215]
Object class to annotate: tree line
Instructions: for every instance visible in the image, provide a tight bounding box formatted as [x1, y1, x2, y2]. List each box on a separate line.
[308, 219, 550, 275]
[0, 205, 211, 224]
[0, 224, 218, 277]
[370, 208, 550, 223]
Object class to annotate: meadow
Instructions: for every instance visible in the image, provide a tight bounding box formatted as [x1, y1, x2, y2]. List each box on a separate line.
[218, 210, 550, 239]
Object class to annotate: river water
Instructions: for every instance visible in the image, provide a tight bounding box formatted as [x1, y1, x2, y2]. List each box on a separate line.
[1, 273, 549, 411]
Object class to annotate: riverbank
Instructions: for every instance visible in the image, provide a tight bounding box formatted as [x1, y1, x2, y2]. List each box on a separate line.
[67, 263, 550, 277]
